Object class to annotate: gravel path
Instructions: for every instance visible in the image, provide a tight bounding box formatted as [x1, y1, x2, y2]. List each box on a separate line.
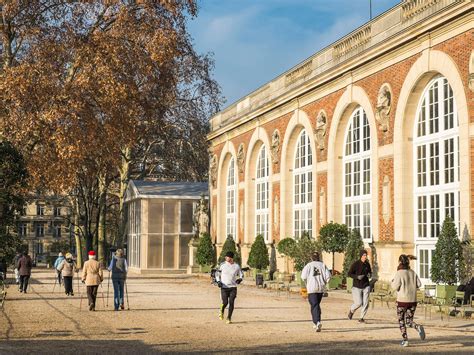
[1, 270, 473, 354]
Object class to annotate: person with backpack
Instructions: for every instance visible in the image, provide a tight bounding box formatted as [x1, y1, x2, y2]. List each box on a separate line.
[347, 249, 372, 323]
[58, 253, 77, 296]
[216, 251, 243, 324]
[301, 252, 331, 332]
[108, 249, 128, 311]
[17, 251, 33, 293]
[54, 252, 65, 286]
[391, 254, 426, 347]
[81, 251, 103, 311]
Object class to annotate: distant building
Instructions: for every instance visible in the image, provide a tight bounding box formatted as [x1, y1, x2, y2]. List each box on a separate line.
[207, 1, 473, 283]
[124, 180, 208, 273]
[17, 194, 71, 264]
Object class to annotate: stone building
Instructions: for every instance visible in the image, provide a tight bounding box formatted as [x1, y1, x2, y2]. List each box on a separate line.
[124, 180, 208, 273]
[208, 1, 474, 283]
[17, 195, 71, 264]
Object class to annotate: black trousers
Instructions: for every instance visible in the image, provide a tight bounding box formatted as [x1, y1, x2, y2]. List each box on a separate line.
[220, 287, 237, 320]
[63, 276, 73, 294]
[19, 275, 30, 292]
[308, 292, 324, 324]
[87, 285, 99, 308]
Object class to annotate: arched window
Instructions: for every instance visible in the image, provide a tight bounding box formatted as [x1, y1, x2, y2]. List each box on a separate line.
[293, 130, 313, 239]
[343, 106, 371, 240]
[226, 157, 237, 240]
[256, 145, 270, 242]
[414, 76, 459, 280]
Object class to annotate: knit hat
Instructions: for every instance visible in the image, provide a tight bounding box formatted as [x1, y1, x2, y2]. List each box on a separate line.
[360, 249, 368, 257]
[225, 251, 234, 258]
[88, 251, 96, 256]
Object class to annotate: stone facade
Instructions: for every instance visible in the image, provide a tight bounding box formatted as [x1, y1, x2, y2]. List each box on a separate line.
[208, 1, 474, 283]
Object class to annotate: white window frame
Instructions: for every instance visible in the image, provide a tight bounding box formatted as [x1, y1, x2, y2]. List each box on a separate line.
[293, 130, 313, 239]
[343, 106, 372, 240]
[255, 145, 270, 243]
[226, 157, 237, 240]
[413, 76, 459, 282]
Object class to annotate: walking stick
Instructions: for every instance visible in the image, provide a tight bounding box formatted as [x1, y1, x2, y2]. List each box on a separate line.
[125, 279, 130, 310]
[106, 270, 110, 307]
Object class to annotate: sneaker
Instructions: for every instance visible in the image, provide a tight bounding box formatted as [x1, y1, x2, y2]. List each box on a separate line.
[226, 319, 232, 324]
[358, 319, 365, 323]
[348, 311, 353, 320]
[89, 304, 94, 311]
[218, 312, 224, 320]
[401, 340, 409, 347]
[19, 289, 23, 293]
[70, 292, 74, 296]
[120, 304, 124, 310]
[417, 325, 426, 340]
[316, 322, 322, 332]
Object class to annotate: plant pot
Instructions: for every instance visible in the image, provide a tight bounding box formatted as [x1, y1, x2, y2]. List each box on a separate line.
[346, 277, 353, 293]
[199, 265, 211, 273]
[436, 284, 457, 301]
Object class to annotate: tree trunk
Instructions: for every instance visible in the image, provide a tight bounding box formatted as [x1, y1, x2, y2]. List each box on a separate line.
[98, 174, 107, 263]
[72, 198, 83, 268]
[332, 252, 335, 275]
[117, 146, 131, 247]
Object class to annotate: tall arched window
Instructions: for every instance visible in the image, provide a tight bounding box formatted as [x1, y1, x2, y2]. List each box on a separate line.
[414, 76, 459, 281]
[256, 145, 270, 242]
[293, 130, 313, 239]
[343, 106, 371, 240]
[226, 157, 237, 240]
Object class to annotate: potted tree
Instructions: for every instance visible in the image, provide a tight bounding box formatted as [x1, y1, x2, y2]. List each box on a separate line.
[277, 237, 297, 273]
[196, 233, 215, 272]
[292, 232, 321, 286]
[248, 234, 270, 285]
[430, 216, 465, 301]
[319, 222, 349, 290]
[218, 235, 242, 266]
[342, 229, 364, 292]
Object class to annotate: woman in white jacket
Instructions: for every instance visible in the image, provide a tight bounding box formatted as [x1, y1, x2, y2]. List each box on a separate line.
[391, 254, 426, 347]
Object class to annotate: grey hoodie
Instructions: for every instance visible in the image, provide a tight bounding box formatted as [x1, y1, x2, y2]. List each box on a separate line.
[301, 261, 331, 294]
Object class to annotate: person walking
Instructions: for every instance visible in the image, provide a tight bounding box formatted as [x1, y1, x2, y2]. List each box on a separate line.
[54, 252, 65, 286]
[58, 253, 77, 296]
[216, 251, 243, 324]
[348, 249, 372, 323]
[108, 249, 128, 311]
[301, 252, 331, 332]
[14, 252, 22, 285]
[391, 254, 425, 347]
[81, 251, 103, 311]
[17, 252, 33, 293]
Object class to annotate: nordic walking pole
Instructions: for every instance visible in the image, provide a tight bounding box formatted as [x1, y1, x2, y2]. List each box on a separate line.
[106, 270, 110, 307]
[125, 279, 130, 310]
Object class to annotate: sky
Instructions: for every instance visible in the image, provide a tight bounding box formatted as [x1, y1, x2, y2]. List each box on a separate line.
[188, 0, 401, 108]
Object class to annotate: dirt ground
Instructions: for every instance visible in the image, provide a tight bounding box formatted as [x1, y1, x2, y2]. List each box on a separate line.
[1, 270, 473, 354]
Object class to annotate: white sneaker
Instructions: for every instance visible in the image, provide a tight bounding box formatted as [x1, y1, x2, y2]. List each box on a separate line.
[401, 340, 409, 347]
[316, 322, 322, 332]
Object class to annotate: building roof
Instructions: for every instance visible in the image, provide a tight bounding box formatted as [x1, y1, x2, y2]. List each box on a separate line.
[126, 180, 208, 201]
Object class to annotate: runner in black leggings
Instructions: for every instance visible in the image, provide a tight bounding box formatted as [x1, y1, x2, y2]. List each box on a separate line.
[216, 251, 243, 324]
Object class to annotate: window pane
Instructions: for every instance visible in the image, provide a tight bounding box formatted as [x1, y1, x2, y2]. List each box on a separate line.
[180, 201, 193, 233]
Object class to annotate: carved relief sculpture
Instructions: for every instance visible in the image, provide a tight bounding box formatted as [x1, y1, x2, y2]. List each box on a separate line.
[375, 84, 392, 132]
[271, 130, 281, 164]
[237, 143, 245, 173]
[469, 50, 474, 92]
[209, 154, 217, 188]
[314, 110, 327, 150]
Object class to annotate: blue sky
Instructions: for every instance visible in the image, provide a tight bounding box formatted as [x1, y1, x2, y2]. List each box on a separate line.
[189, 0, 401, 107]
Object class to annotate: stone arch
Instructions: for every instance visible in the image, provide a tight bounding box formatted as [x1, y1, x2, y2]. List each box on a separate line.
[280, 109, 317, 239]
[393, 49, 470, 243]
[244, 127, 273, 246]
[327, 85, 380, 242]
[216, 140, 238, 245]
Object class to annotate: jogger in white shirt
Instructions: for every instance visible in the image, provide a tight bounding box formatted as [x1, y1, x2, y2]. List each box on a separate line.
[216, 251, 243, 324]
[301, 252, 331, 332]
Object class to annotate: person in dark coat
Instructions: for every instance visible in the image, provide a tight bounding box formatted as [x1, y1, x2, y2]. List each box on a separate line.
[17, 252, 33, 293]
[108, 249, 128, 311]
[347, 249, 372, 323]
